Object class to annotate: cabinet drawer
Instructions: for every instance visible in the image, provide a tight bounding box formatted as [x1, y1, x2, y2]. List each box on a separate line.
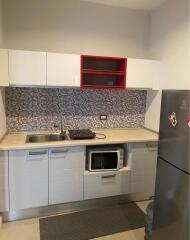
[84, 171, 121, 200]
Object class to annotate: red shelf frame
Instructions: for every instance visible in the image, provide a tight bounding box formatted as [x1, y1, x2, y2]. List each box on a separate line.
[80, 55, 127, 90]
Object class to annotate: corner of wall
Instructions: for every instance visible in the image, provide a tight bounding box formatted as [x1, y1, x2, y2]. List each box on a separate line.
[145, 90, 162, 132]
[0, 0, 7, 140]
[149, 0, 189, 89]
[0, 0, 4, 48]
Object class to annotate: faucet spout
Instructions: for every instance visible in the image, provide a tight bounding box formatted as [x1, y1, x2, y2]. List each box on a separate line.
[53, 119, 64, 134]
[60, 119, 64, 135]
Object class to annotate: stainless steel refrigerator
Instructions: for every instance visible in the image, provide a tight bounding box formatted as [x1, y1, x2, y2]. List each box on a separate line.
[152, 90, 190, 240]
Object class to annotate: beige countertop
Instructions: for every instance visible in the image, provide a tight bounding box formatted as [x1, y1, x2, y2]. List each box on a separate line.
[0, 128, 158, 150]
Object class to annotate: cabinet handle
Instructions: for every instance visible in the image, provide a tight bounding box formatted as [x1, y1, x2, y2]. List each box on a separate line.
[28, 151, 47, 156]
[146, 143, 158, 152]
[102, 174, 116, 179]
[51, 149, 68, 154]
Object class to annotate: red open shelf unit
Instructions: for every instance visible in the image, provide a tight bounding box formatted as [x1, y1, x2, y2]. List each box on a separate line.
[81, 55, 127, 90]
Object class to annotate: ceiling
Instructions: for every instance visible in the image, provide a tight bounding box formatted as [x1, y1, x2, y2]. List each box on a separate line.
[81, 0, 167, 10]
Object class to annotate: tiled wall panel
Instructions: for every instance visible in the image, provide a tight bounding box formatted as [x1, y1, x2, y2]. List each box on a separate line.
[5, 88, 147, 132]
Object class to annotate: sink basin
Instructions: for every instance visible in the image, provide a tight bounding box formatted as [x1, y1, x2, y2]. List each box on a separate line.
[26, 133, 67, 143]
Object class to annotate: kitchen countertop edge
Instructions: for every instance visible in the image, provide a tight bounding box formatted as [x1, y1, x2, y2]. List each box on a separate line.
[0, 128, 159, 151]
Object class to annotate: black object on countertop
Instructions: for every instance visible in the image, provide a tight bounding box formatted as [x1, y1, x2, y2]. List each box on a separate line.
[68, 129, 96, 140]
[40, 202, 145, 240]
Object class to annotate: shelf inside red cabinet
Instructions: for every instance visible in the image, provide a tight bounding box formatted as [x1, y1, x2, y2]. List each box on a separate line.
[82, 70, 125, 76]
[81, 55, 127, 90]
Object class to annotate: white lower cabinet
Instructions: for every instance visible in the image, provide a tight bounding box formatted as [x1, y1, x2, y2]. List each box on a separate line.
[49, 147, 85, 205]
[130, 142, 158, 196]
[6, 142, 158, 211]
[9, 149, 49, 211]
[84, 168, 130, 200]
[0, 151, 9, 212]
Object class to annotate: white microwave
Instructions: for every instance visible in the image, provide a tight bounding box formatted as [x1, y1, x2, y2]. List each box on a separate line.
[87, 145, 125, 172]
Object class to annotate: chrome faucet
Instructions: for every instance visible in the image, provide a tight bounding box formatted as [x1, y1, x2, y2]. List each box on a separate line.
[60, 120, 64, 135]
[53, 119, 64, 135]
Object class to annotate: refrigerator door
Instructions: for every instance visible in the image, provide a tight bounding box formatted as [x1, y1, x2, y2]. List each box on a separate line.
[152, 157, 190, 240]
[159, 90, 190, 173]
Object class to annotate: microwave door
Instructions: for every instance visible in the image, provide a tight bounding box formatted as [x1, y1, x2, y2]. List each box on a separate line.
[90, 152, 103, 170]
[103, 152, 118, 170]
[90, 151, 118, 171]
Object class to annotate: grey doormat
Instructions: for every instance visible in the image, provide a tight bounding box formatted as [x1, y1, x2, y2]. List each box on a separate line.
[40, 203, 145, 240]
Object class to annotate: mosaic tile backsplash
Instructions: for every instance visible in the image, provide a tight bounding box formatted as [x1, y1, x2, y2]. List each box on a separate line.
[5, 88, 147, 132]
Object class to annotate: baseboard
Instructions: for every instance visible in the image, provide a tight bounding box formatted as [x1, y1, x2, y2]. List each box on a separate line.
[3, 193, 150, 222]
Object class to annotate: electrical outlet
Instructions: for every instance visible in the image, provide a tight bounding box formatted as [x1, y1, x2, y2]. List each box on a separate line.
[100, 115, 107, 120]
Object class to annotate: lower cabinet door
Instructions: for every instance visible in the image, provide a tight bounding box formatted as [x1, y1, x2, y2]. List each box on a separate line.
[49, 147, 85, 205]
[130, 142, 158, 197]
[9, 149, 49, 211]
[84, 171, 121, 200]
[0, 151, 9, 212]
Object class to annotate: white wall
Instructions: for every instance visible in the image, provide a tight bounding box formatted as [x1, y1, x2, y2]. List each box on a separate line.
[0, 0, 3, 47]
[149, 0, 190, 90]
[145, 90, 162, 132]
[145, 0, 190, 133]
[2, 0, 150, 58]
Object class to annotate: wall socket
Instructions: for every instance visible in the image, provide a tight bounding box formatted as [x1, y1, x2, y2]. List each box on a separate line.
[100, 115, 107, 121]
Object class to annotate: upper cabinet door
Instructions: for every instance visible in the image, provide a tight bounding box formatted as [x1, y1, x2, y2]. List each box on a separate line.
[127, 58, 161, 90]
[0, 49, 9, 87]
[47, 53, 80, 87]
[9, 50, 47, 86]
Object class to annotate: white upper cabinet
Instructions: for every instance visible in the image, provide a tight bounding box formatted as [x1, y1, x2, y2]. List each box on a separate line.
[0, 49, 9, 86]
[9, 50, 47, 86]
[127, 58, 161, 90]
[7, 50, 163, 89]
[47, 53, 80, 87]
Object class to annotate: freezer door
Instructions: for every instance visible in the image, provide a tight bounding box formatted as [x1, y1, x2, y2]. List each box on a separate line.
[159, 90, 190, 173]
[152, 157, 190, 240]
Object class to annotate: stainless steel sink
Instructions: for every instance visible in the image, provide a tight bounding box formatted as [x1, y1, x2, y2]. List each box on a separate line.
[26, 133, 67, 143]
